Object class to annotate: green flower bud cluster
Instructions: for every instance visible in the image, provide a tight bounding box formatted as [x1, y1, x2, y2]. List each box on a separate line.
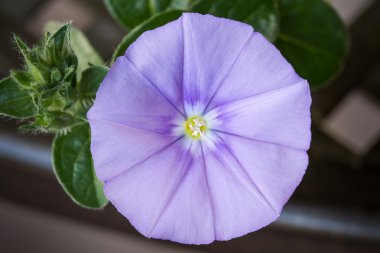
[0, 21, 109, 209]
[10, 24, 85, 133]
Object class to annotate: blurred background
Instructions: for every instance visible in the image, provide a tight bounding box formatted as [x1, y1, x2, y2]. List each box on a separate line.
[0, 0, 380, 252]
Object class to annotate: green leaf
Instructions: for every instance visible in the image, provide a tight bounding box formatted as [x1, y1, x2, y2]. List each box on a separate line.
[104, 0, 193, 30]
[44, 21, 103, 77]
[52, 123, 108, 208]
[74, 66, 109, 117]
[112, 10, 183, 62]
[13, 35, 30, 59]
[0, 77, 38, 118]
[275, 0, 347, 88]
[11, 70, 36, 90]
[192, 0, 280, 42]
[13, 36, 47, 85]
[78, 66, 109, 99]
[48, 24, 71, 60]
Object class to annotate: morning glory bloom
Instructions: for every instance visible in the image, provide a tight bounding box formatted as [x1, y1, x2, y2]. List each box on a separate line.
[88, 13, 311, 244]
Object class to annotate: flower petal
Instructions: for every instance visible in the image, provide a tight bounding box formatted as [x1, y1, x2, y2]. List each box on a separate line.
[104, 141, 215, 244]
[89, 119, 179, 181]
[104, 142, 191, 236]
[207, 32, 303, 111]
[207, 80, 311, 150]
[216, 132, 309, 213]
[202, 142, 279, 241]
[125, 17, 185, 114]
[88, 13, 312, 245]
[181, 13, 253, 113]
[149, 149, 215, 244]
[88, 56, 183, 134]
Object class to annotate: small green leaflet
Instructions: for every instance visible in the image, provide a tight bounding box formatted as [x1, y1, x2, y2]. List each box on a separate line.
[0, 77, 37, 119]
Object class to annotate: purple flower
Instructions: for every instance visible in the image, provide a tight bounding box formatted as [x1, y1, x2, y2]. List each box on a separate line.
[88, 13, 311, 244]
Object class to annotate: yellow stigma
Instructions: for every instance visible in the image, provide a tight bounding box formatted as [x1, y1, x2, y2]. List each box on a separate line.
[184, 116, 207, 140]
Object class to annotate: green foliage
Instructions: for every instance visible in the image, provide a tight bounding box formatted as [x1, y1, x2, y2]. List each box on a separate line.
[275, 0, 348, 88]
[78, 66, 109, 99]
[52, 123, 108, 209]
[9, 24, 79, 133]
[0, 77, 38, 118]
[104, 0, 194, 29]
[112, 10, 183, 61]
[44, 21, 103, 79]
[0, 23, 109, 208]
[3, 24, 108, 134]
[77, 65, 109, 113]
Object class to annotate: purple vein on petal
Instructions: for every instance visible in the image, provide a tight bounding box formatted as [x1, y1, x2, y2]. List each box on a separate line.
[207, 79, 307, 113]
[105, 136, 184, 184]
[148, 144, 194, 237]
[181, 15, 197, 111]
[124, 56, 186, 118]
[88, 117, 178, 137]
[180, 16, 188, 118]
[214, 133, 278, 215]
[212, 129, 306, 153]
[200, 143, 217, 240]
[201, 31, 255, 115]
